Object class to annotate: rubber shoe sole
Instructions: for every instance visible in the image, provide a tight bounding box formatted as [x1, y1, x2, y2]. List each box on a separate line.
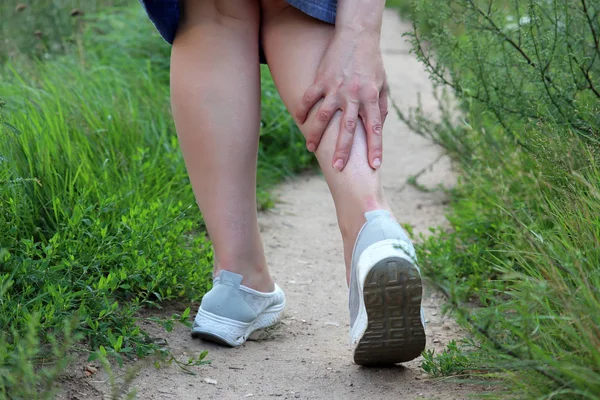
[352, 254, 426, 365]
[191, 304, 284, 347]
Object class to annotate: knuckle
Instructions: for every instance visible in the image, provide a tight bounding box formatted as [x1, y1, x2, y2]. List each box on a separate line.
[364, 86, 380, 102]
[371, 123, 383, 135]
[302, 92, 313, 106]
[349, 80, 360, 96]
[317, 109, 331, 122]
[344, 118, 357, 132]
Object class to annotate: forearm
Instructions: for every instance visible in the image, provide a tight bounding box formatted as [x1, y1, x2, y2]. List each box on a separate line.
[335, 0, 386, 36]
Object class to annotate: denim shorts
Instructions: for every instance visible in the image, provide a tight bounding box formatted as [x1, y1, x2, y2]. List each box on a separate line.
[139, 0, 337, 63]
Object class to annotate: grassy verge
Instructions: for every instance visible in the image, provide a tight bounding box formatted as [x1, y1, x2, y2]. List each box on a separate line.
[0, 3, 313, 398]
[389, 0, 600, 398]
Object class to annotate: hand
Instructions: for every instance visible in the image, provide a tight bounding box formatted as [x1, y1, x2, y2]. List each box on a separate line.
[295, 30, 388, 171]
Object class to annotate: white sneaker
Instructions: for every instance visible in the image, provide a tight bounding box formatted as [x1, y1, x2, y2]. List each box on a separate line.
[191, 270, 285, 347]
[349, 210, 426, 365]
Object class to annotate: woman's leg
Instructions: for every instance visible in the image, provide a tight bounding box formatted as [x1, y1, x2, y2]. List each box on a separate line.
[259, 1, 392, 282]
[260, 1, 426, 365]
[171, 0, 273, 292]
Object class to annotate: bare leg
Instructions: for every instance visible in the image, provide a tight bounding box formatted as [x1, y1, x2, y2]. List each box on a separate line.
[171, 0, 273, 292]
[260, 1, 392, 282]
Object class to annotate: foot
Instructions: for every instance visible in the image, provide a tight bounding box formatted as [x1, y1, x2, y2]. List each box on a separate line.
[191, 270, 285, 346]
[349, 210, 426, 365]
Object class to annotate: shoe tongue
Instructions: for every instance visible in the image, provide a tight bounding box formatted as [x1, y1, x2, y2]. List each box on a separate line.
[217, 270, 243, 287]
[364, 210, 390, 221]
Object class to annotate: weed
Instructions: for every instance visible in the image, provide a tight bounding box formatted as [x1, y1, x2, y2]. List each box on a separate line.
[421, 340, 472, 378]
[391, 0, 600, 398]
[0, 316, 79, 399]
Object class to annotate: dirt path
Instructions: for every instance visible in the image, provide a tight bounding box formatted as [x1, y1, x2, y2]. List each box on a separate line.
[81, 10, 475, 400]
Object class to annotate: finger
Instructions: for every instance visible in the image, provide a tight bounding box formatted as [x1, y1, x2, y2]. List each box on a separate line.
[379, 82, 389, 124]
[295, 84, 325, 124]
[333, 101, 360, 171]
[305, 96, 339, 152]
[362, 98, 383, 169]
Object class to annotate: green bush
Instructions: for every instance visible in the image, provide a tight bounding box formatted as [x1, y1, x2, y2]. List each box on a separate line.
[393, 0, 600, 398]
[1, 4, 314, 397]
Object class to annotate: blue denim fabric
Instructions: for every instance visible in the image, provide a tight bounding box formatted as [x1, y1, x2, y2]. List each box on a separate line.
[139, 0, 336, 63]
[285, 0, 336, 24]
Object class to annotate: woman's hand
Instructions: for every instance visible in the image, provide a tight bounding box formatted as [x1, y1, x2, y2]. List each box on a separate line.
[294, 28, 388, 171]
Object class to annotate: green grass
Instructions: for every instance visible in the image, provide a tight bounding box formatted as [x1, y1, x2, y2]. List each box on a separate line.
[389, 0, 600, 398]
[0, 0, 128, 64]
[0, 3, 314, 398]
[421, 340, 474, 378]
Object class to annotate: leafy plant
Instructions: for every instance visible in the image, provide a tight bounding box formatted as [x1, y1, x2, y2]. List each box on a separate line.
[421, 340, 472, 377]
[391, 0, 600, 398]
[0, 316, 80, 400]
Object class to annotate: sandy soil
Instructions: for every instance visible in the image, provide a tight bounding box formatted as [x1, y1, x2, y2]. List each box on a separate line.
[60, 10, 481, 400]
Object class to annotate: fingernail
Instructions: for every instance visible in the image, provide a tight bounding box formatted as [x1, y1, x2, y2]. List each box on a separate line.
[333, 159, 344, 170]
[307, 143, 316, 152]
[373, 158, 381, 168]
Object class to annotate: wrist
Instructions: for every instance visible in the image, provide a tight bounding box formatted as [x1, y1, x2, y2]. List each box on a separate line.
[336, 0, 385, 35]
[336, 24, 381, 40]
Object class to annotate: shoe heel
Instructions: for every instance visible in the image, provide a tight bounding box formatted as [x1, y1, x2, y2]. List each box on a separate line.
[191, 308, 251, 347]
[353, 244, 426, 365]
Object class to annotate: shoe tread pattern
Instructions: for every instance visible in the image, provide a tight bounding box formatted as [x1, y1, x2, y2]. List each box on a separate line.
[353, 257, 426, 365]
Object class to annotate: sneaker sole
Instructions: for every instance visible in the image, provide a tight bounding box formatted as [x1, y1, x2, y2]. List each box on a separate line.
[353, 255, 426, 365]
[191, 305, 284, 347]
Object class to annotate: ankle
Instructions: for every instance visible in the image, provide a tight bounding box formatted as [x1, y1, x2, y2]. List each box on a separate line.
[338, 205, 394, 244]
[339, 205, 396, 284]
[214, 261, 274, 292]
